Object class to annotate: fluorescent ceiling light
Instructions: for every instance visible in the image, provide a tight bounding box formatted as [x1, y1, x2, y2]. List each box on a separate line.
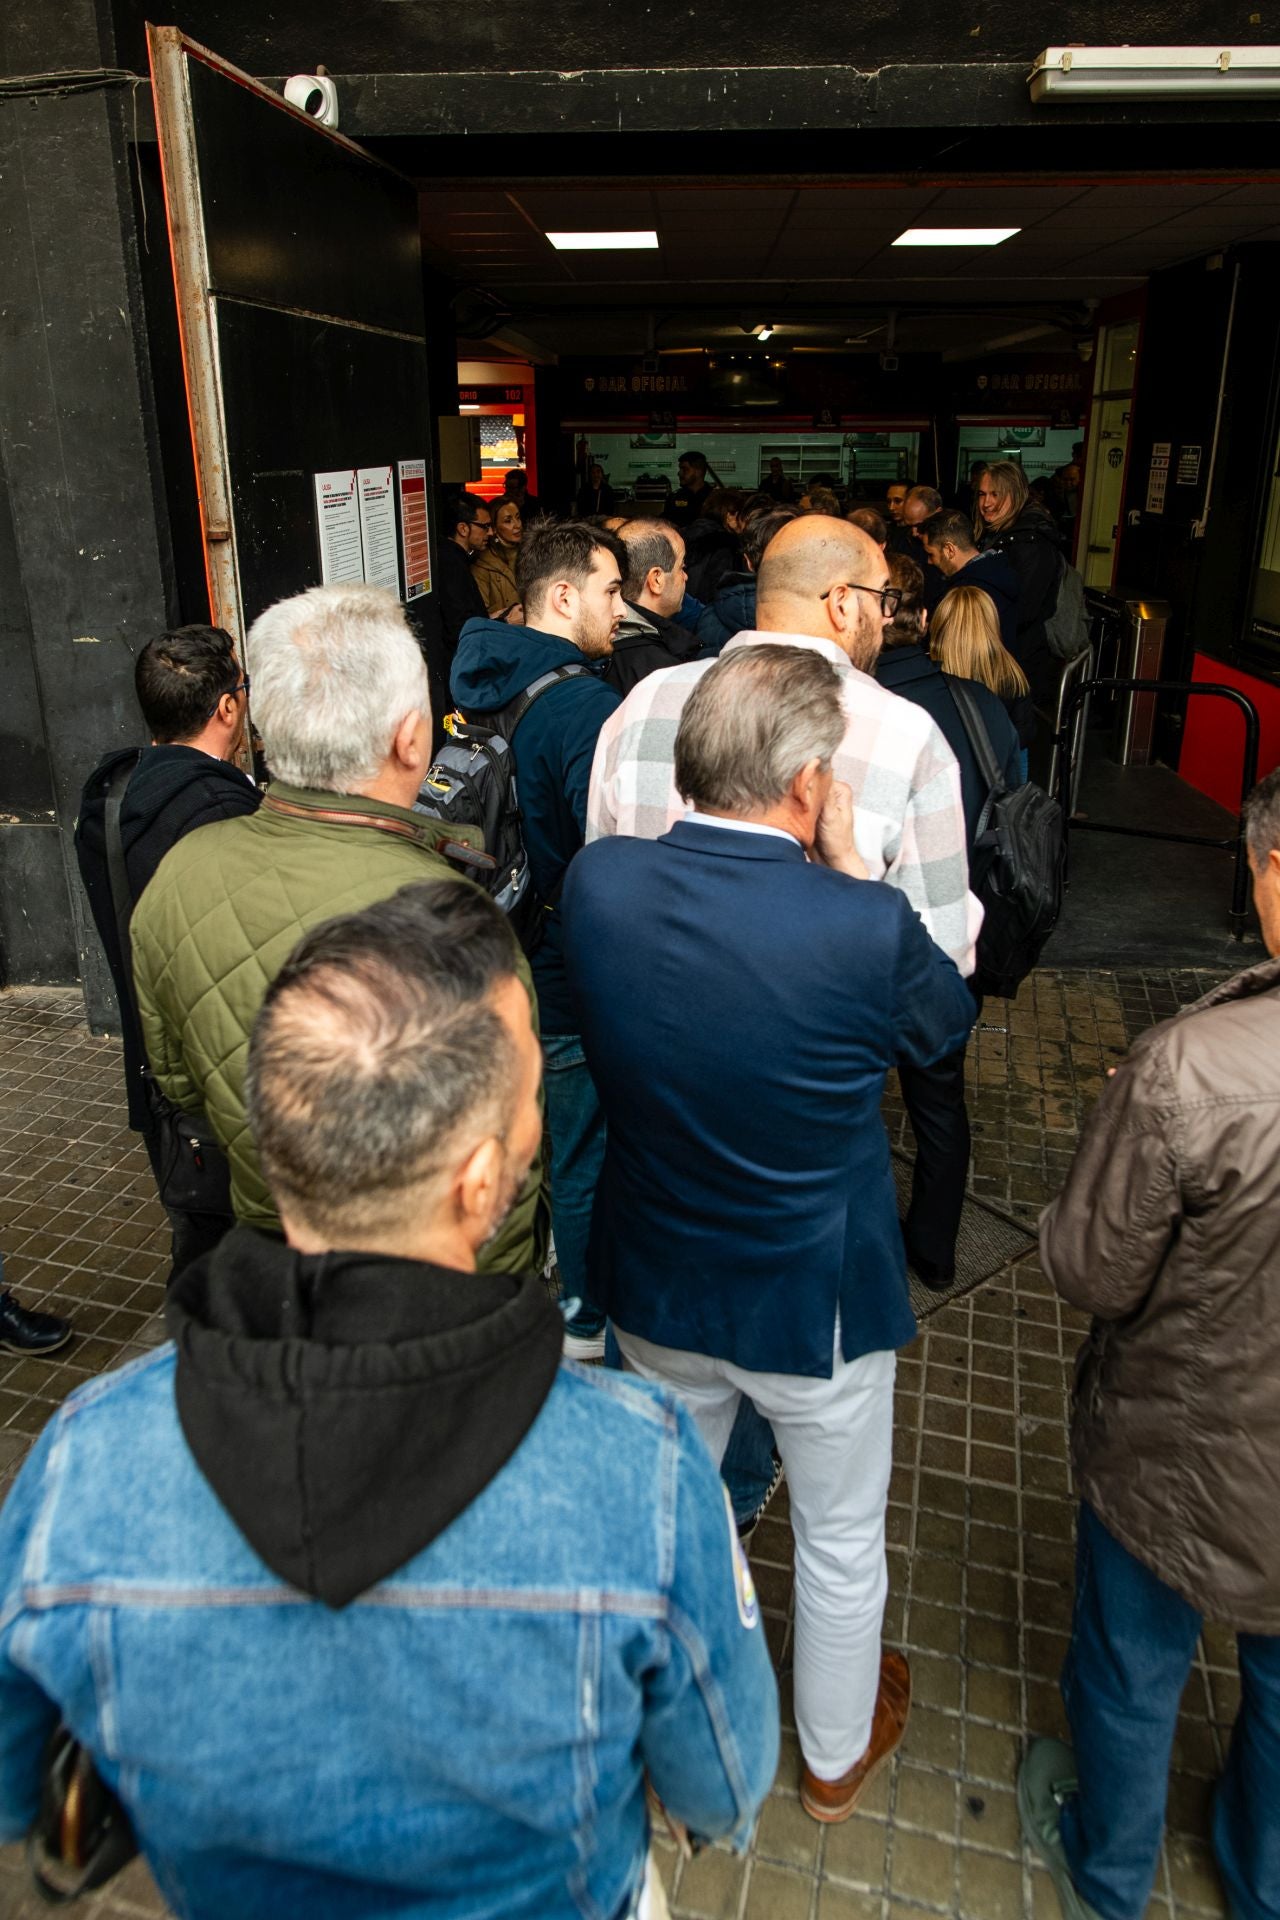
[1030, 45, 1280, 101]
[893, 227, 1021, 247]
[545, 230, 659, 250]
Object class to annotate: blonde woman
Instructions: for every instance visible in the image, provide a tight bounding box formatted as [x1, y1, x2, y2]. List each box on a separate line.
[973, 457, 1063, 712]
[472, 495, 523, 615]
[931, 583, 1034, 777]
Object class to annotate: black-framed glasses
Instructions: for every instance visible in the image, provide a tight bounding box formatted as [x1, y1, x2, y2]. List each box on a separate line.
[819, 582, 903, 617]
[205, 674, 250, 722]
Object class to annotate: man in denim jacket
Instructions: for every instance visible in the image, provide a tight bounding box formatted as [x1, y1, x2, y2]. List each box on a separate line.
[0, 882, 778, 1920]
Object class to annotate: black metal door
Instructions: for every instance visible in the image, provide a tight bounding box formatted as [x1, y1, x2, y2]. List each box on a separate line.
[147, 27, 441, 674]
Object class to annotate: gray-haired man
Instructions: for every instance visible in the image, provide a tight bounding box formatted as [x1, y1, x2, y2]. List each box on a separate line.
[565, 644, 976, 1825]
[131, 583, 545, 1272]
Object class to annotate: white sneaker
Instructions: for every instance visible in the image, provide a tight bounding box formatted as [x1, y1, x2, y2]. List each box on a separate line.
[563, 1326, 607, 1362]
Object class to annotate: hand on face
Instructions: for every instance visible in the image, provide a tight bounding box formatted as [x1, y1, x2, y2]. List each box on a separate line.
[813, 781, 868, 879]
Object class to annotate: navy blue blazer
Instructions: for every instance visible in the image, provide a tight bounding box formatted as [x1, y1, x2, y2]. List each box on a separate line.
[562, 820, 977, 1377]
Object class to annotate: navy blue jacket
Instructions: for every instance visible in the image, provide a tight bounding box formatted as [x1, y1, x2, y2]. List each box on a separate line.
[875, 646, 1022, 850]
[695, 573, 757, 656]
[452, 619, 620, 1033]
[938, 548, 1021, 654]
[563, 821, 976, 1375]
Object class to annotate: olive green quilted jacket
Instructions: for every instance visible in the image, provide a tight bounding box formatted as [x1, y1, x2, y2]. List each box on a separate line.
[130, 783, 549, 1273]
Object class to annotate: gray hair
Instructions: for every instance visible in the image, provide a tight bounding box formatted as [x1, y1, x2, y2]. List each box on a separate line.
[247, 881, 519, 1238]
[1243, 766, 1280, 857]
[618, 520, 678, 601]
[246, 584, 429, 793]
[674, 644, 845, 813]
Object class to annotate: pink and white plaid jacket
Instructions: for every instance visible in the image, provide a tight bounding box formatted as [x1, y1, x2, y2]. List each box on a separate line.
[586, 630, 982, 975]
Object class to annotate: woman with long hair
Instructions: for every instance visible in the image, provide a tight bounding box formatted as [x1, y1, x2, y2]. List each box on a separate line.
[973, 457, 1062, 717]
[472, 494, 523, 616]
[931, 584, 1034, 769]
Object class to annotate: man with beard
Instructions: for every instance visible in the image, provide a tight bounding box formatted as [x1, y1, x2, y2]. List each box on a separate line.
[452, 520, 624, 1359]
[588, 515, 979, 987]
[0, 883, 779, 1919]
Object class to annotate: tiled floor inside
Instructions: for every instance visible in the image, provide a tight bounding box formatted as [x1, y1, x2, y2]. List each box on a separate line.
[0, 970, 1241, 1919]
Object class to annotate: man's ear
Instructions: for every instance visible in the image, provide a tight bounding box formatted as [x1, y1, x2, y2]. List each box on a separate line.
[645, 566, 664, 600]
[789, 755, 824, 810]
[392, 709, 427, 773]
[455, 1133, 506, 1242]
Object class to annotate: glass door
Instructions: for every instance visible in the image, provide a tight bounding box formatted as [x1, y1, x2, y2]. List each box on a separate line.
[1080, 319, 1140, 590]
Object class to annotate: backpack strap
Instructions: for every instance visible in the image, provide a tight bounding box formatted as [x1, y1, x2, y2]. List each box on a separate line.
[944, 679, 1006, 819]
[496, 663, 594, 742]
[103, 753, 145, 967]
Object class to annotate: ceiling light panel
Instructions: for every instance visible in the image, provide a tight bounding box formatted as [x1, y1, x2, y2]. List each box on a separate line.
[545, 230, 659, 250]
[892, 227, 1022, 247]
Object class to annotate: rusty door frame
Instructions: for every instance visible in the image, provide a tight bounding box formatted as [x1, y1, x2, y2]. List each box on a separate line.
[147, 25, 243, 640]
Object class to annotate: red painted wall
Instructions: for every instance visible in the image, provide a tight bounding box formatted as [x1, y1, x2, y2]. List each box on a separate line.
[1178, 654, 1280, 812]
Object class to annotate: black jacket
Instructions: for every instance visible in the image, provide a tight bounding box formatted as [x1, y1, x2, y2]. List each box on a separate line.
[978, 504, 1063, 705]
[574, 482, 618, 516]
[75, 745, 260, 1127]
[605, 604, 706, 697]
[682, 517, 742, 605]
[667, 480, 715, 529]
[437, 539, 489, 654]
[875, 644, 1022, 850]
[167, 1227, 562, 1608]
[694, 573, 757, 655]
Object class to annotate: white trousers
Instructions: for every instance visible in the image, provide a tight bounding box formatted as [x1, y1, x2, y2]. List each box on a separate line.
[616, 1327, 895, 1783]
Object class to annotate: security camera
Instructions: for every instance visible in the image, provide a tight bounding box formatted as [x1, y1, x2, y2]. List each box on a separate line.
[283, 70, 339, 129]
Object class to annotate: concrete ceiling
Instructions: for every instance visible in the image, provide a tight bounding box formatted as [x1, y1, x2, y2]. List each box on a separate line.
[421, 175, 1280, 357]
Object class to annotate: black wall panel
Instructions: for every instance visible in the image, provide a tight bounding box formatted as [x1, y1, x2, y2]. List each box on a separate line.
[216, 300, 433, 626]
[188, 56, 424, 338]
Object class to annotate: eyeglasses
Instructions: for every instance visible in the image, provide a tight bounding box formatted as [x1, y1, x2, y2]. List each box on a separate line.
[819, 582, 903, 617]
[205, 674, 250, 722]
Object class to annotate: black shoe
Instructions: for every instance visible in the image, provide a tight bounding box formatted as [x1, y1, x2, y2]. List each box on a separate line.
[0, 1291, 73, 1356]
[902, 1233, 956, 1293]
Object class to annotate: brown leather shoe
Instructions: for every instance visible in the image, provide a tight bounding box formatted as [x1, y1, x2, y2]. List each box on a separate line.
[799, 1649, 911, 1823]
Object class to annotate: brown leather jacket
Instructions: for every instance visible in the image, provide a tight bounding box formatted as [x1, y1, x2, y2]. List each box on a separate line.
[1040, 956, 1280, 1631]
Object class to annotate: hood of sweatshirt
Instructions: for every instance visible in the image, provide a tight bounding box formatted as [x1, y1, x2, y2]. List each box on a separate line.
[166, 1226, 563, 1609]
[450, 618, 610, 717]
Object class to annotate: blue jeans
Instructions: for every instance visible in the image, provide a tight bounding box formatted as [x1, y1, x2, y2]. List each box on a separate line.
[1061, 1503, 1280, 1920]
[542, 1035, 607, 1335]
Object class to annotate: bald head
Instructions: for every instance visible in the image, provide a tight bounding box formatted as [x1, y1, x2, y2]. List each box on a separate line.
[755, 515, 891, 670]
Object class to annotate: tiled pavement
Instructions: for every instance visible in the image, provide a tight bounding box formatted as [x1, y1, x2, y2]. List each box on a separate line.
[0, 970, 1242, 1920]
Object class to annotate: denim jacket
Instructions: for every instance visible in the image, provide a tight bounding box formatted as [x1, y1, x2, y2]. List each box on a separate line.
[0, 1238, 778, 1920]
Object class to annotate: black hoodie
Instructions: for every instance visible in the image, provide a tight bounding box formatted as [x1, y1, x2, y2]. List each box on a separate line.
[166, 1227, 564, 1609]
[606, 603, 706, 697]
[76, 745, 259, 1127]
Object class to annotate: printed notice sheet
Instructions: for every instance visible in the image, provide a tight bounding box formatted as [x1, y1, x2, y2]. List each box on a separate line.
[398, 458, 431, 600]
[313, 470, 364, 584]
[357, 466, 400, 592]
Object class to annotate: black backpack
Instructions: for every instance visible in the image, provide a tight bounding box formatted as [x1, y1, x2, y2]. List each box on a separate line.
[946, 682, 1066, 999]
[413, 664, 592, 955]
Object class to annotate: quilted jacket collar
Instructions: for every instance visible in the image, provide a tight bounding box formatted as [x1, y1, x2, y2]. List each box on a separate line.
[261, 783, 483, 861]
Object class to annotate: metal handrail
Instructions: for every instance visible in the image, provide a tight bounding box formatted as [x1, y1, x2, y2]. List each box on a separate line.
[1053, 677, 1261, 939]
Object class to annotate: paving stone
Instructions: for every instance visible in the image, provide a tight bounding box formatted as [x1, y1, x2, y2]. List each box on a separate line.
[0, 975, 1238, 1918]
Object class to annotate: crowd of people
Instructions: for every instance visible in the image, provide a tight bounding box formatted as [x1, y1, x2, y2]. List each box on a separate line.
[0, 460, 1274, 1920]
